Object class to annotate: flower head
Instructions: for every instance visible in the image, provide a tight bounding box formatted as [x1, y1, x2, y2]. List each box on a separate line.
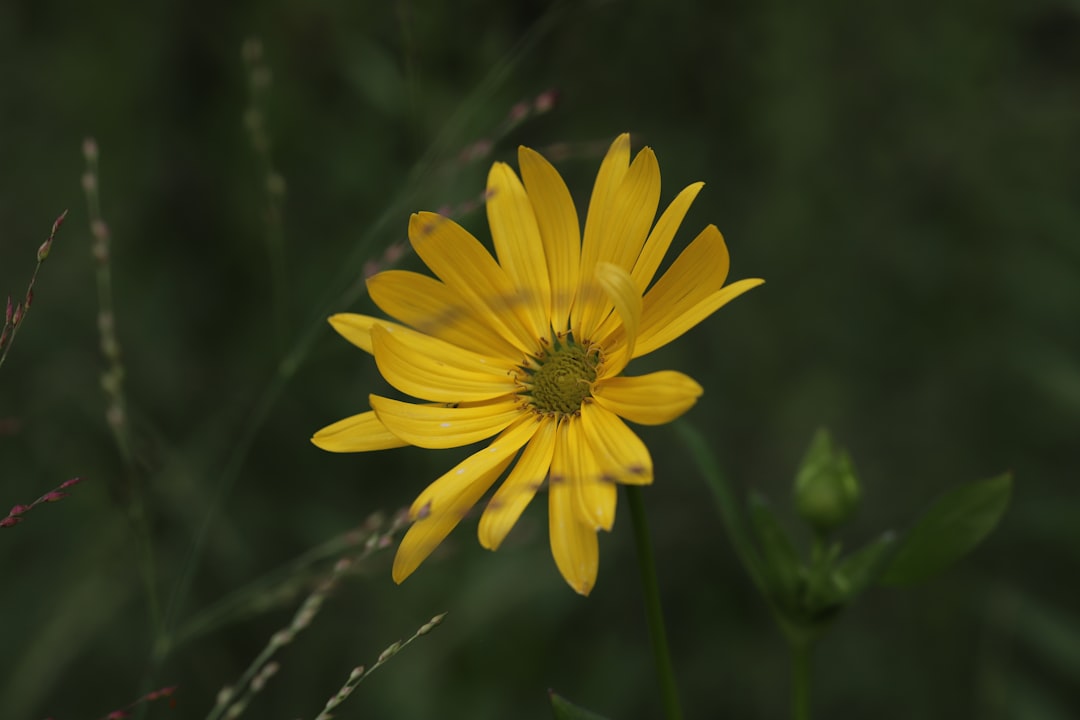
[313, 134, 763, 595]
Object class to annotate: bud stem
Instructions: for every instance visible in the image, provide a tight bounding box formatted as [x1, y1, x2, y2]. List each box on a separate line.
[791, 638, 813, 720]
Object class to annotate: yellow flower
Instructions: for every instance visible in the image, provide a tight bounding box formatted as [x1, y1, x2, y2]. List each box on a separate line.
[313, 134, 763, 595]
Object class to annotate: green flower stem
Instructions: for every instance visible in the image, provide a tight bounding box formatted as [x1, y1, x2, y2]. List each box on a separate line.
[625, 485, 684, 720]
[791, 638, 813, 720]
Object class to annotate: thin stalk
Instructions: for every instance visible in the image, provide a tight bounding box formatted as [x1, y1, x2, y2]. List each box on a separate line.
[0, 210, 67, 370]
[82, 139, 161, 636]
[790, 638, 813, 720]
[241, 38, 288, 350]
[625, 485, 684, 720]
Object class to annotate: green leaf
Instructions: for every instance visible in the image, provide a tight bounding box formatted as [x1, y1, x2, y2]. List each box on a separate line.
[549, 690, 610, 720]
[833, 532, 896, 599]
[880, 473, 1012, 586]
[675, 421, 769, 597]
[747, 493, 802, 603]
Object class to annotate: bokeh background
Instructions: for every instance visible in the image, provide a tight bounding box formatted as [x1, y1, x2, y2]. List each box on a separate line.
[2, 0, 1078, 717]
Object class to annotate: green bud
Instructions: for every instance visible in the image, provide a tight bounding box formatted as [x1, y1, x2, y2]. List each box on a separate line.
[794, 429, 860, 534]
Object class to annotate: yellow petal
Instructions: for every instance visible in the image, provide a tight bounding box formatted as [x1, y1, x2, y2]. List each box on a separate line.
[393, 415, 541, 584]
[573, 134, 631, 337]
[564, 415, 616, 532]
[335, 314, 514, 372]
[518, 146, 580, 335]
[408, 415, 540, 519]
[549, 419, 599, 595]
[642, 223, 730, 327]
[311, 410, 409, 452]
[635, 278, 764, 358]
[367, 270, 521, 361]
[589, 182, 707, 344]
[327, 313, 404, 354]
[392, 453, 516, 584]
[487, 162, 551, 340]
[631, 181, 704, 292]
[376, 318, 515, 372]
[580, 134, 631, 269]
[577, 144, 660, 340]
[579, 402, 653, 485]
[478, 416, 557, 550]
[370, 323, 519, 403]
[370, 394, 523, 449]
[603, 224, 761, 358]
[594, 262, 642, 377]
[408, 212, 540, 354]
[592, 371, 703, 426]
[604, 147, 661, 268]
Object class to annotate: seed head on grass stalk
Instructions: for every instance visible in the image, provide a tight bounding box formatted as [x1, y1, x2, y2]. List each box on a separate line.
[1, 477, 85, 529]
[41, 685, 179, 720]
[313, 133, 763, 594]
[312, 612, 447, 720]
[0, 210, 67, 370]
[208, 557, 354, 720]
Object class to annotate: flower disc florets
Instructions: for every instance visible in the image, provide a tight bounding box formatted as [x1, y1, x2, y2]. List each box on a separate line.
[523, 338, 599, 415]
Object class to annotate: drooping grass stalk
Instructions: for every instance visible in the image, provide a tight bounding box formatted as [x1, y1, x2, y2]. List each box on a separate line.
[206, 556, 354, 720]
[313, 612, 447, 720]
[1, 477, 85, 529]
[93, 685, 178, 720]
[81, 138, 162, 635]
[0, 210, 67, 371]
[625, 485, 684, 720]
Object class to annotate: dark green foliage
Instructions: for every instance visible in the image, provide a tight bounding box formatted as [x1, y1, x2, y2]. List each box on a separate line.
[1, 0, 1076, 718]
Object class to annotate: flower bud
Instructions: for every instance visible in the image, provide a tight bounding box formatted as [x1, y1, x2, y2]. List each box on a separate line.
[794, 429, 860, 534]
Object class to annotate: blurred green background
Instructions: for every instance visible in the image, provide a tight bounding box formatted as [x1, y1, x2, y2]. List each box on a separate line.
[2, 0, 1078, 717]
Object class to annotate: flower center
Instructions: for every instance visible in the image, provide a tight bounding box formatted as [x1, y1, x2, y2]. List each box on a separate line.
[525, 341, 598, 415]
